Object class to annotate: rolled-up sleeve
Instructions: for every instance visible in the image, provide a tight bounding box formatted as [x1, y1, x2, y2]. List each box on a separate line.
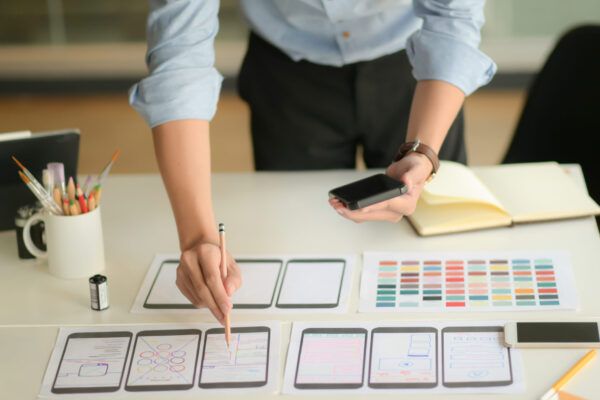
[129, 0, 223, 128]
[407, 0, 497, 95]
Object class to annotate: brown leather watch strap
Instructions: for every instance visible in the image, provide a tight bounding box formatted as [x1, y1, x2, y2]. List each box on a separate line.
[393, 140, 440, 182]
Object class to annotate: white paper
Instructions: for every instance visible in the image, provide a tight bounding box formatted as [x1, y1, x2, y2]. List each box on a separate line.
[283, 321, 525, 395]
[39, 322, 280, 398]
[131, 254, 355, 314]
[359, 251, 578, 313]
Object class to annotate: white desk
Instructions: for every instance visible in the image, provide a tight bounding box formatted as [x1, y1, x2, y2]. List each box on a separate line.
[1, 168, 599, 399]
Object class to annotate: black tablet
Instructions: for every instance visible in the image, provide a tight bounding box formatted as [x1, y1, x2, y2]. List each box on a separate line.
[0, 129, 79, 230]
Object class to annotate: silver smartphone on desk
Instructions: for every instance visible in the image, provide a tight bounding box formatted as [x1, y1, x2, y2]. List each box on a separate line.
[504, 322, 600, 348]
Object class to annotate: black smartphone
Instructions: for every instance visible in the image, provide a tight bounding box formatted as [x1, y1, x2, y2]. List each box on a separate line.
[441, 326, 513, 388]
[329, 174, 407, 210]
[52, 331, 132, 394]
[368, 327, 438, 389]
[294, 327, 368, 389]
[125, 329, 202, 391]
[199, 326, 271, 388]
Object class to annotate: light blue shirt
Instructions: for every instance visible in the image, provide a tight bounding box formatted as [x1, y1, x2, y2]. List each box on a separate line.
[130, 0, 496, 128]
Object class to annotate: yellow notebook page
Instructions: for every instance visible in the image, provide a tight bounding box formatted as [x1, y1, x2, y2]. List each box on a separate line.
[474, 162, 600, 223]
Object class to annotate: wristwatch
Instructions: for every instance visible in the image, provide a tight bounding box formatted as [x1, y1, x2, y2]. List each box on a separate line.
[393, 140, 439, 183]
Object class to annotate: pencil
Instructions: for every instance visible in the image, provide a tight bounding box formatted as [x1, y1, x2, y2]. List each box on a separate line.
[69, 200, 79, 216]
[219, 223, 231, 346]
[540, 349, 596, 400]
[76, 184, 88, 213]
[53, 187, 62, 207]
[63, 198, 70, 216]
[67, 177, 76, 203]
[87, 192, 96, 212]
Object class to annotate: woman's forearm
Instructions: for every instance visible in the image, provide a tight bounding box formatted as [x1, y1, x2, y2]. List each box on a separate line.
[152, 119, 218, 250]
[406, 79, 465, 153]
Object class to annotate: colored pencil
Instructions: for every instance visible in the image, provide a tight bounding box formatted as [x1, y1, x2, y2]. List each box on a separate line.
[540, 349, 596, 400]
[76, 184, 88, 213]
[69, 200, 79, 216]
[87, 192, 96, 212]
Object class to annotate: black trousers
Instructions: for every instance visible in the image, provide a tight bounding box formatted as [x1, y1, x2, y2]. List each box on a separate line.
[503, 25, 600, 208]
[237, 32, 466, 171]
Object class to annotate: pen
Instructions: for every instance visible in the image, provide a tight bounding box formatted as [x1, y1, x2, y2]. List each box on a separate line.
[219, 223, 231, 346]
[540, 349, 596, 400]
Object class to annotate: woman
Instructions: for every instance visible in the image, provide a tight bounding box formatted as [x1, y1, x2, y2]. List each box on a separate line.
[129, 0, 496, 323]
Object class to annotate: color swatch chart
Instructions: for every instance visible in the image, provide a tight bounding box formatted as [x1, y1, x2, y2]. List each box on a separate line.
[359, 251, 577, 312]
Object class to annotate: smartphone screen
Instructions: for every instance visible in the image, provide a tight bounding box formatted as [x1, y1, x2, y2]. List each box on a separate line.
[329, 174, 407, 210]
[125, 329, 201, 391]
[276, 259, 346, 308]
[294, 328, 367, 389]
[199, 327, 270, 388]
[517, 322, 600, 343]
[368, 327, 438, 388]
[52, 332, 132, 394]
[442, 327, 512, 387]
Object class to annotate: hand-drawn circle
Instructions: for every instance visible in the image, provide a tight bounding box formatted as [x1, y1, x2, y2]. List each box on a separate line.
[153, 364, 168, 372]
[170, 365, 186, 373]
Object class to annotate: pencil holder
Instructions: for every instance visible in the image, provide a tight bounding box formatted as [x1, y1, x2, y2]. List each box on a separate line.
[22, 207, 105, 279]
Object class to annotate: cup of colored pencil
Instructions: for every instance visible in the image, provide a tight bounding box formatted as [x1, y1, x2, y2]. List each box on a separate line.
[13, 150, 120, 278]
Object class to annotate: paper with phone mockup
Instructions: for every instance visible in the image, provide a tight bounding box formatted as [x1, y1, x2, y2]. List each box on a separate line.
[283, 321, 524, 395]
[39, 322, 280, 398]
[131, 253, 355, 314]
[359, 251, 578, 313]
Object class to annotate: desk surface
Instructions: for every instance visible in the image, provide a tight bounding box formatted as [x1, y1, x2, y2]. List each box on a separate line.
[1, 168, 599, 399]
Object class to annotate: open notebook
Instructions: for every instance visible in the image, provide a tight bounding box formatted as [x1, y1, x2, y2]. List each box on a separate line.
[408, 161, 600, 236]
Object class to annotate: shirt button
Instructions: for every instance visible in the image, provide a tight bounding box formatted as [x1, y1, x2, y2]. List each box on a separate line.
[342, 31, 350, 38]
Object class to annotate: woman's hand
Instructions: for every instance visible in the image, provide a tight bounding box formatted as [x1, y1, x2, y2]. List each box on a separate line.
[175, 240, 242, 324]
[329, 152, 433, 223]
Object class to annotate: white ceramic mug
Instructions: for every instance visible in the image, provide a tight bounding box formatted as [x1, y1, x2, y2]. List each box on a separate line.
[22, 207, 105, 279]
